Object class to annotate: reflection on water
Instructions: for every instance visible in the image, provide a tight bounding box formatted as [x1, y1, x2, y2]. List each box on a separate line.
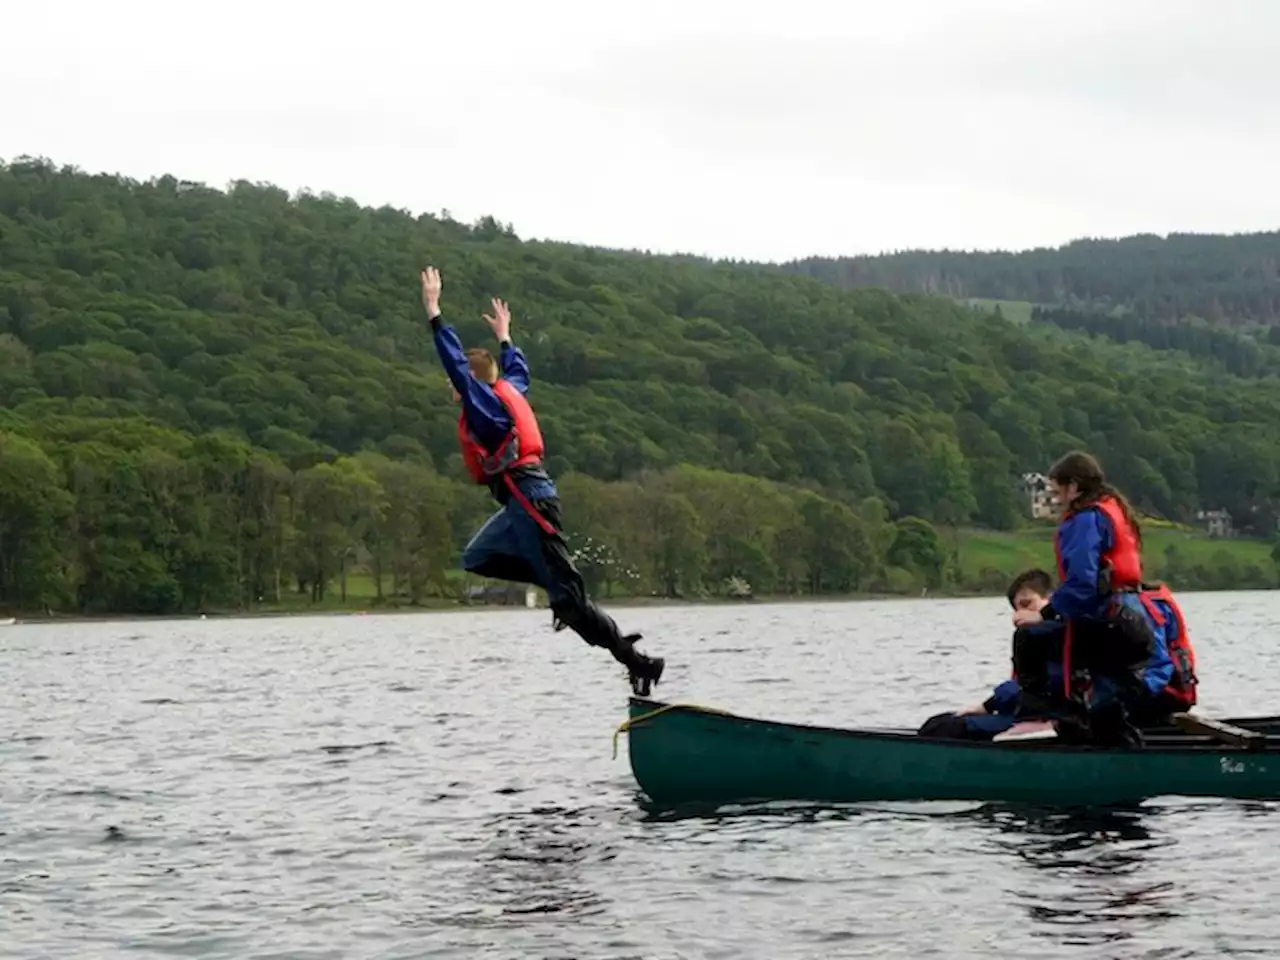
[972, 804, 1181, 950]
[473, 805, 610, 921]
[632, 794, 869, 825]
[628, 795, 1244, 955]
[973, 803, 1159, 870]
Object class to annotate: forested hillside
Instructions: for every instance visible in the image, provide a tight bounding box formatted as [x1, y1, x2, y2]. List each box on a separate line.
[785, 233, 1280, 325]
[1, 157, 1278, 615]
[1029, 305, 1280, 379]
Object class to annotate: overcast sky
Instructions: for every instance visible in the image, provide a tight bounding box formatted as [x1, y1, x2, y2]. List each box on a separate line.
[6, 0, 1279, 262]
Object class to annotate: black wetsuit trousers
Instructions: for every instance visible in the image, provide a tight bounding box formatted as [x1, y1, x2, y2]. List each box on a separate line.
[460, 492, 643, 670]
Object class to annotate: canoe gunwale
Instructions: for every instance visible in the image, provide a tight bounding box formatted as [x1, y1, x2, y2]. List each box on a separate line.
[625, 697, 1280, 754]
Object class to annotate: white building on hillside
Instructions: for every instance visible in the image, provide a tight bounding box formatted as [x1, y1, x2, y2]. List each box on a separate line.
[1196, 508, 1233, 539]
[1021, 472, 1057, 520]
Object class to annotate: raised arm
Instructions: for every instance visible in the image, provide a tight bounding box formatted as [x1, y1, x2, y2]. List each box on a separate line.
[421, 268, 513, 447]
[485, 297, 530, 394]
[421, 268, 473, 393]
[499, 342, 531, 394]
[434, 323, 478, 398]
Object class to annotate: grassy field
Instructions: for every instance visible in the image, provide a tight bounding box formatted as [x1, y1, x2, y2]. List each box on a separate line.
[258, 572, 467, 614]
[955, 524, 1276, 585]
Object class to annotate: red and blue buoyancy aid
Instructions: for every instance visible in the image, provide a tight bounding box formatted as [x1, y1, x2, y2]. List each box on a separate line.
[1132, 581, 1198, 707]
[1053, 495, 1198, 707]
[457, 378, 545, 484]
[456, 378, 556, 535]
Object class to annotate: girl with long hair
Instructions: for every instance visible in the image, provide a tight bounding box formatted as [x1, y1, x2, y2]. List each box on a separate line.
[1011, 451, 1197, 744]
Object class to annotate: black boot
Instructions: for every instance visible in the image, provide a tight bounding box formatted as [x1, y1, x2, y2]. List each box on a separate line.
[617, 633, 665, 697]
[551, 603, 665, 694]
[1086, 700, 1144, 748]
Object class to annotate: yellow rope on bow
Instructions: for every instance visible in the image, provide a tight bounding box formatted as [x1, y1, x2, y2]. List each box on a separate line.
[612, 702, 734, 759]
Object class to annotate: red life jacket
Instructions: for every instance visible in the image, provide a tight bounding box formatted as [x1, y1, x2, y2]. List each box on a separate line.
[1054, 494, 1143, 591]
[1135, 582, 1198, 708]
[456, 378, 545, 484]
[1052, 494, 1197, 707]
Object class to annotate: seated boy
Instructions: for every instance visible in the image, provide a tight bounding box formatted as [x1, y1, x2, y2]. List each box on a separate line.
[917, 569, 1082, 741]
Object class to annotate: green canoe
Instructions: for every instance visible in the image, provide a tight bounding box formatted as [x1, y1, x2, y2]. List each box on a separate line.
[619, 697, 1280, 807]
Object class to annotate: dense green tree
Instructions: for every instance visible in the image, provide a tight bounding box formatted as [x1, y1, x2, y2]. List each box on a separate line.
[0, 431, 71, 609]
[887, 517, 950, 590]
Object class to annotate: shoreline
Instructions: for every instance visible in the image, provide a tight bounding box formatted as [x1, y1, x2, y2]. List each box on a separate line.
[4, 584, 1274, 626]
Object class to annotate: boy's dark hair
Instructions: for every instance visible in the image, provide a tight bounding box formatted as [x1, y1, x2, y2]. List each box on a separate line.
[1006, 568, 1053, 608]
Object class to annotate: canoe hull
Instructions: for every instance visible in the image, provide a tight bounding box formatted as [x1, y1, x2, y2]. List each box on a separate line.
[624, 699, 1280, 807]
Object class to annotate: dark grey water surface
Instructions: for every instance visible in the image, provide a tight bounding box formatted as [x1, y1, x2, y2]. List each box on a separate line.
[3, 593, 1279, 958]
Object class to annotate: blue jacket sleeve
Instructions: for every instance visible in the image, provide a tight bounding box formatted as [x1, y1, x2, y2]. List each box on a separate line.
[430, 316, 513, 451]
[1048, 508, 1111, 620]
[986, 679, 1022, 714]
[499, 340, 531, 394]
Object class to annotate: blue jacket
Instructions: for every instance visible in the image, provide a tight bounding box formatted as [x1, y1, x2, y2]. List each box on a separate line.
[431, 315, 556, 500]
[1047, 506, 1113, 622]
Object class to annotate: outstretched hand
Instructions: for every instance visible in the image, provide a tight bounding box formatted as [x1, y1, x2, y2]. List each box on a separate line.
[421, 266, 442, 316]
[483, 297, 512, 342]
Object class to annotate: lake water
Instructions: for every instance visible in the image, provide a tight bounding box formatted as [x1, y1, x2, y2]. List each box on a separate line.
[3, 592, 1279, 959]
